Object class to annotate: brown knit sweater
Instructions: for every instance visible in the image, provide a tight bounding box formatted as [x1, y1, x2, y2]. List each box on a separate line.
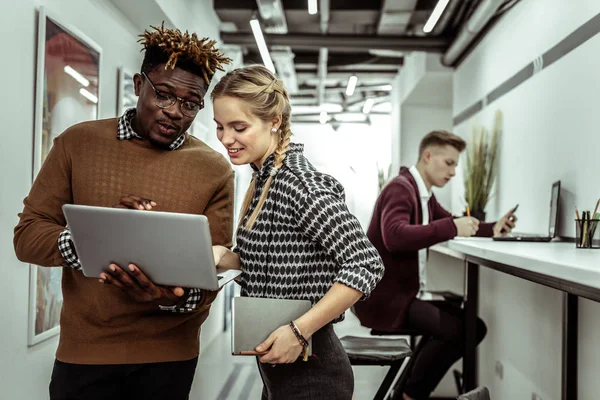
[14, 118, 234, 364]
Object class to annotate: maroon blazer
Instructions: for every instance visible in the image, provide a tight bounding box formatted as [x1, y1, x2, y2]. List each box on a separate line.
[353, 167, 494, 331]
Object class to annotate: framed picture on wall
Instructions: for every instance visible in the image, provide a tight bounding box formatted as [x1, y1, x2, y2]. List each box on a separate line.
[28, 6, 102, 346]
[117, 67, 136, 116]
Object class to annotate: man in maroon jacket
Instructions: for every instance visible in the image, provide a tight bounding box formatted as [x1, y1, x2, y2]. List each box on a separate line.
[354, 130, 517, 400]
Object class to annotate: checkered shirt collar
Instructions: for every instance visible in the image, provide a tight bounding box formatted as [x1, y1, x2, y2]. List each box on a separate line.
[117, 108, 186, 150]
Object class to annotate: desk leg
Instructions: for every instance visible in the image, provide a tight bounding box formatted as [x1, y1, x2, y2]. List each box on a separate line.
[562, 293, 578, 400]
[463, 261, 479, 392]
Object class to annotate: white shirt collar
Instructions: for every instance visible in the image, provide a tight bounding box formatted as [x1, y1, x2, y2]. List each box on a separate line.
[409, 165, 432, 201]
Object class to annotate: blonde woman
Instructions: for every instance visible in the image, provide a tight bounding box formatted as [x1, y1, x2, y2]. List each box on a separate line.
[211, 65, 385, 399]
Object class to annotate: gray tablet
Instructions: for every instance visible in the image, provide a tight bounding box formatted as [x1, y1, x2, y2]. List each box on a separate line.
[232, 297, 312, 356]
[62, 204, 241, 290]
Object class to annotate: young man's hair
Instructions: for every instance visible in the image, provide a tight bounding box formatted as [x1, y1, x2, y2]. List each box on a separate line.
[418, 130, 466, 160]
[138, 23, 232, 85]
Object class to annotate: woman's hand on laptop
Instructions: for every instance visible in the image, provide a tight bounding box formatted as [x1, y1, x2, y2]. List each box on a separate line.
[113, 195, 157, 211]
[99, 263, 185, 306]
[212, 245, 241, 270]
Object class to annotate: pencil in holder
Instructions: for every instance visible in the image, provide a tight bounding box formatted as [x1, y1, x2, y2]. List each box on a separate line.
[575, 218, 600, 248]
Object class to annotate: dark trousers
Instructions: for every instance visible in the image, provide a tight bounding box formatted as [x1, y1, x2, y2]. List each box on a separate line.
[49, 357, 198, 400]
[403, 299, 487, 400]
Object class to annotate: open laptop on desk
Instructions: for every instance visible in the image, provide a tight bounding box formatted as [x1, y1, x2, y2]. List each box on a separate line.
[493, 180, 560, 242]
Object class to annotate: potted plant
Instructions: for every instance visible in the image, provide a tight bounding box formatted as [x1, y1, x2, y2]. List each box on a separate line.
[464, 110, 502, 221]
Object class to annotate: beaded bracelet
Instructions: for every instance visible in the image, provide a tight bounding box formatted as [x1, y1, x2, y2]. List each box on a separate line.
[289, 321, 310, 361]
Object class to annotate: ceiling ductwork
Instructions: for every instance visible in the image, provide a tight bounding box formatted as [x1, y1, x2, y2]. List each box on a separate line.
[442, 0, 517, 66]
[294, 84, 392, 96]
[221, 32, 452, 53]
[319, 0, 330, 34]
[271, 46, 298, 94]
[255, 0, 300, 93]
[316, 48, 329, 106]
[256, 0, 288, 33]
[214, 0, 495, 124]
[377, 0, 415, 36]
[315, 0, 330, 106]
[431, 0, 468, 35]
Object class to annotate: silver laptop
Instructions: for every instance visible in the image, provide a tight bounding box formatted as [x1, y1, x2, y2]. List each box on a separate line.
[232, 297, 312, 356]
[493, 180, 561, 242]
[62, 204, 241, 290]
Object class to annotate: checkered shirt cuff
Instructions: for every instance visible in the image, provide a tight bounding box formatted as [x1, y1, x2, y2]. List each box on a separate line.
[58, 229, 82, 270]
[164, 288, 204, 313]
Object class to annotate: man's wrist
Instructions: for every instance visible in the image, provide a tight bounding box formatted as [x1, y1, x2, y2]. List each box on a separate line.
[157, 288, 190, 310]
[158, 303, 178, 311]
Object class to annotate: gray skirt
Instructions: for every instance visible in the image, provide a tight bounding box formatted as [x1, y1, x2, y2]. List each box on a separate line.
[257, 324, 354, 400]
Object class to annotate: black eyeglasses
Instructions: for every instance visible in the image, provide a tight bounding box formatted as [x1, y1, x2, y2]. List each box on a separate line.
[142, 72, 204, 118]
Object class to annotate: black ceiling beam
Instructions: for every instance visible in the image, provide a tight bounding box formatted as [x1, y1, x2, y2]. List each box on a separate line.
[292, 52, 403, 67]
[296, 68, 399, 75]
[222, 32, 451, 53]
[245, 51, 402, 68]
[214, 0, 382, 11]
[415, 0, 440, 10]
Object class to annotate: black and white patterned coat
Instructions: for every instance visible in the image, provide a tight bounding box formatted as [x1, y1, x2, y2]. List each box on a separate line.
[236, 143, 384, 321]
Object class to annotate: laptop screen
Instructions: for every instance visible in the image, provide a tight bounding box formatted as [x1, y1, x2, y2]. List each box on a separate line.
[548, 181, 561, 238]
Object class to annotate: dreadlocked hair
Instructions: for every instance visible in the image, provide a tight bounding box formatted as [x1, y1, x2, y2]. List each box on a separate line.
[211, 65, 292, 230]
[138, 22, 232, 85]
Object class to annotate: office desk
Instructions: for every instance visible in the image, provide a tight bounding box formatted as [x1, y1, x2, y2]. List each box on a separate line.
[430, 238, 600, 400]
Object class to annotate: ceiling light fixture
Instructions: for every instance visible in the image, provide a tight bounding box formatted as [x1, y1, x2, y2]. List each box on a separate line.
[423, 0, 450, 33]
[346, 75, 358, 96]
[308, 0, 318, 15]
[362, 98, 374, 115]
[250, 18, 276, 73]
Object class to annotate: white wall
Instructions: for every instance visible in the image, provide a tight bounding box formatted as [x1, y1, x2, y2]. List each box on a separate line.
[394, 51, 454, 210]
[0, 1, 230, 398]
[291, 115, 392, 230]
[449, 1, 600, 399]
[400, 105, 453, 209]
[0, 1, 142, 398]
[390, 72, 403, 175]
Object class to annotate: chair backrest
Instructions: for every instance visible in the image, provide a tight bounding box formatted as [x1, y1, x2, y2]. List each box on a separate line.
[457, 386, 491, 400]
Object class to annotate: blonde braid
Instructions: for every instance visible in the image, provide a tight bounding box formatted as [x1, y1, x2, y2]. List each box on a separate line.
[262, 79, 283, 95]
[273, 124, 292, 169]
[243, 122, 293, 230]
[237, 176, 256, 230]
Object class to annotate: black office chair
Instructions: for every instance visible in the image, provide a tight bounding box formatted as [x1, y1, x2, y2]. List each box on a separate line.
[340, 335, 411, 400]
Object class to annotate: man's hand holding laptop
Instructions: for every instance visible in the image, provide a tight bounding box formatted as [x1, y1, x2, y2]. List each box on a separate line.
[98, 195, 187, 307]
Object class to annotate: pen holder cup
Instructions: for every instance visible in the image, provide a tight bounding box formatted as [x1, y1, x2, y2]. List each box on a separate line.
[575, 219, 600, 249]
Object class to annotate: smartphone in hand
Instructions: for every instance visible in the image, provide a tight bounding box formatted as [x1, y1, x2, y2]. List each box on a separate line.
[509, 204, 519, 221]
[501, 204, 519, 234]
